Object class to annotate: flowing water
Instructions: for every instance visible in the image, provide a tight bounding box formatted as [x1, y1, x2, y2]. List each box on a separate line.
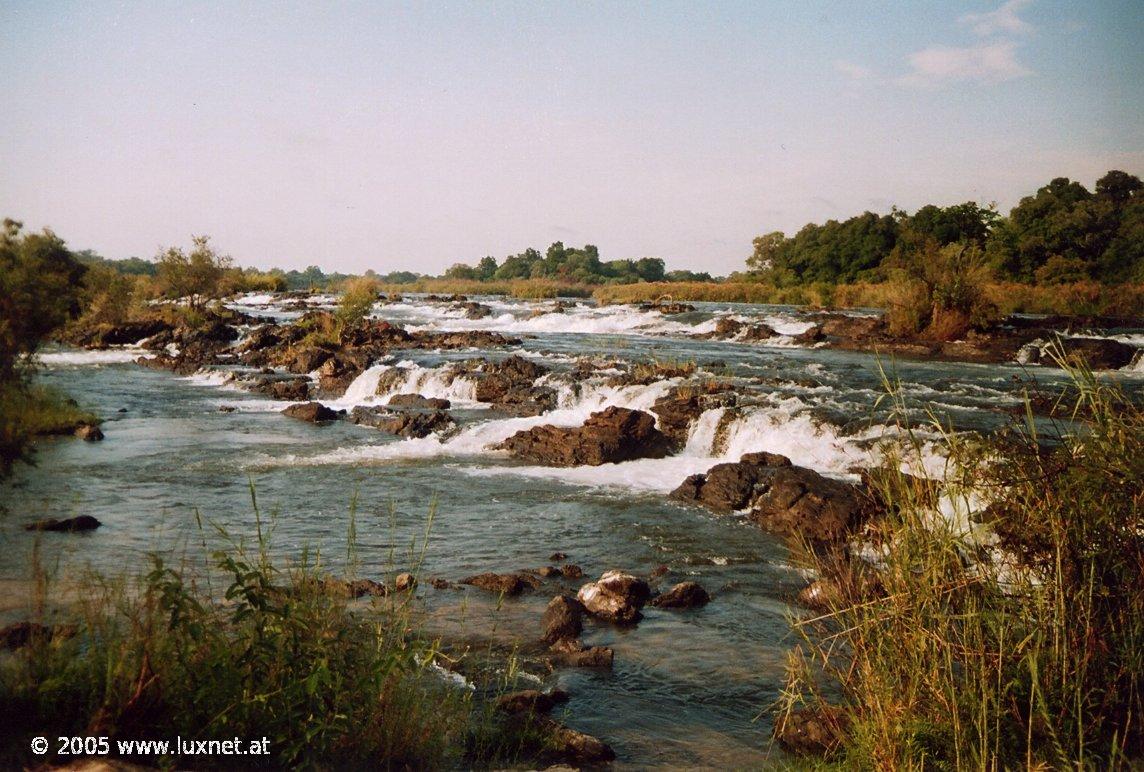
[4, 295, 1142, 768]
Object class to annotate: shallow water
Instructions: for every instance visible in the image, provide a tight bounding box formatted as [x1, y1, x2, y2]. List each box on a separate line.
[4, 294, 1141, 767]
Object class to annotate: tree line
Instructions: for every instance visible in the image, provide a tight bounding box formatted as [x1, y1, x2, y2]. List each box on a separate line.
[746, 170, 1143, 285]
[442, 242, 714, 285]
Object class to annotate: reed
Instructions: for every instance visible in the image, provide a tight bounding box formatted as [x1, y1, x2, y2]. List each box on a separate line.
[778, 353, 1144, 768]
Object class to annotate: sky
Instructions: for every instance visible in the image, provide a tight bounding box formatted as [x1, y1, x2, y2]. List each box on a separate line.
[2, 1, 1142, 276]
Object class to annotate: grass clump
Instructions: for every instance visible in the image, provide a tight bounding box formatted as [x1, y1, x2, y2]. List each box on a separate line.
[780, 359, 1144, 768]
[0, 383, 99, 474]
[0, 533, 547, 769]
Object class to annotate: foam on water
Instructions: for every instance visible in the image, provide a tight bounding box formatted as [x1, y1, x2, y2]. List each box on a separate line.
[39, 348, 145, 366]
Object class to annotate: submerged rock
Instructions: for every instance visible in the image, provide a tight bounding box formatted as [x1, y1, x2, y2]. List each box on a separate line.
[496, 406, 672, 466]
[461, 572, 530, 596]
[576, 570, 651, 624]
[26, 515, 102, 532]
[650, 581, 711, 609]
[282, 401, 341, 423]
[1059, 337, 1137, 370]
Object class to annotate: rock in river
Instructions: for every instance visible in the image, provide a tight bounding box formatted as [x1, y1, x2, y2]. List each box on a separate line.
[496, 406, 672, 466]
[26, 515, 102, 532]
[576, 570, 651, 624]
[650, 581, 711, 609]
[671, 452, 867, 542]
[282, 401, 341, 423]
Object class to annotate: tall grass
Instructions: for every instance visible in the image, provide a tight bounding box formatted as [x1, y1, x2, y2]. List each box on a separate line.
[779, 356, 1144, 767]
[0, 503, 559, 768]
[0, 382, 100, 474]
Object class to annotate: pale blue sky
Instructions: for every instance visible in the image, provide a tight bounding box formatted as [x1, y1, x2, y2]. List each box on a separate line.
[2, 1, 1141, 274]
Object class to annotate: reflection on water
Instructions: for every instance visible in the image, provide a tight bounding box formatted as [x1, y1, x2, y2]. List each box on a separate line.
[4, 295, 1141, 767]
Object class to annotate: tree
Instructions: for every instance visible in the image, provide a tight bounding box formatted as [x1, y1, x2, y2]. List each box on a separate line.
[155, 236, 232, 307]
[747, 231, 786, 273]
[0, 219, 86, 378]
[635, 257, 666, 282]
[1095, 170, 1143, 207]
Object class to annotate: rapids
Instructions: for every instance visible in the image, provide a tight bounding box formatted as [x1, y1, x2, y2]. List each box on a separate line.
[5, 293, 1142, 767]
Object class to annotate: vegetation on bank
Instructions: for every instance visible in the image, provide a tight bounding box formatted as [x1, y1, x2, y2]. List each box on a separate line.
[780, 361, 1144, 767]
[0, 526, 563, 769]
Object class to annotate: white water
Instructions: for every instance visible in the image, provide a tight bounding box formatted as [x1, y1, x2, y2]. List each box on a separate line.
[38, 348, 145, 366]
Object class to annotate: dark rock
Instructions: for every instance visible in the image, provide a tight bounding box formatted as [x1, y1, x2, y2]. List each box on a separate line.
[538, 566, 561, 578]
[703, 317, 778, 341]
[75, 424, 104, 441]
[316, 354, 367, 396]
[576, 570, 651, 624]
[540, 718, 616, 765]
[650, 581, 710, 609]
[26, 515, 102, 532]
[495, 688, 570, 714]
[560, 564, 583, 579]
[649, 564, 670, 579]
[374, 410, 456, 439]
[773, 706, 848, 757]
[1060, 337, 1138, 370]
[461, 573, 529, 596]
[671, 453, 866, 542]
[0, 621, 75, 650]
[639, 301, 696, 314]
[287, 345, 335, 374]
[387, 393, 452, 410]
[496, 407, 672, 467]
[549, 551, 568, 561]
[548, 638, 616, 668]
[394, 572, 416, 592]
[651, 388, 737, 448]
[429, 577, 451, 590]
[542, 595, 585, 644]
[282, 401, 340, 423]
[342, 578, 388, 598]
[454, 301, 494, 319]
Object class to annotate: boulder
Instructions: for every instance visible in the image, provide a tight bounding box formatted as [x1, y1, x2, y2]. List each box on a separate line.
[671, 453, 865, 542]
[542, 595, 584, 644]
[494, 688, 570, 715]
[454, 301, 494, 319]
[461, 573, 529, 596]
[316, 354, 367, 396]
[651, 389, 737, 448]
[26, 515, 102, 532]
[394, 572, 417, 592]
[773, 706, 848, 757]
[704, 317, 778, 341]
[1060, 337, 1138, 370]
[287, 345, 335, 374]
[560, 564, 583, 579]
[282, 401, 340, 423]
[387, 393, 452, 410]
[576, 570, 651, 624]
[75, 424, 104, 441]
[540, 718, 616, 765]
[374, 410, 455, 439]
[650, 581, 711, 609]
[469, 355, 549, 407]
[639, 301, 695, 314]
[496, 407, 672, 467]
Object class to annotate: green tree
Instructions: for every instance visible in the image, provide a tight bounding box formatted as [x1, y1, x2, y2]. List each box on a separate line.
[156, 236, 233, 307]
[0, 219, 86, 379]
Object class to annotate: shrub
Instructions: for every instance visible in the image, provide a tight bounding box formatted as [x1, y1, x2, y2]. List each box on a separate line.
[336, 276, 381, 327]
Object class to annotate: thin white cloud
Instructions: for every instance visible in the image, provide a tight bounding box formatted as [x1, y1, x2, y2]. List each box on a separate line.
[898, 41, 1031, 87]
[960, 0, 1033, 37]
[834, 59, 873, 81]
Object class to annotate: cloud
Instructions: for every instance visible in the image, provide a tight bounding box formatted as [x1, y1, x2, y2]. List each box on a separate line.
[898, 41, 1031, 87]
[834, 59, 873, 81]
[959, 0, 1033, 37]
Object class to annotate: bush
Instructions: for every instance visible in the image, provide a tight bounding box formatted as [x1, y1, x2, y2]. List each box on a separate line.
[780, 358, 1144, 767]
[336, 277, 381, 327]
[885, 241, 998, 340]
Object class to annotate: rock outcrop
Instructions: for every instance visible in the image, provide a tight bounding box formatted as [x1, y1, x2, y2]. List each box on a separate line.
[672, 452, 867, 542]
[497, 407, 672, 466]
[576, 570, 652, 624]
